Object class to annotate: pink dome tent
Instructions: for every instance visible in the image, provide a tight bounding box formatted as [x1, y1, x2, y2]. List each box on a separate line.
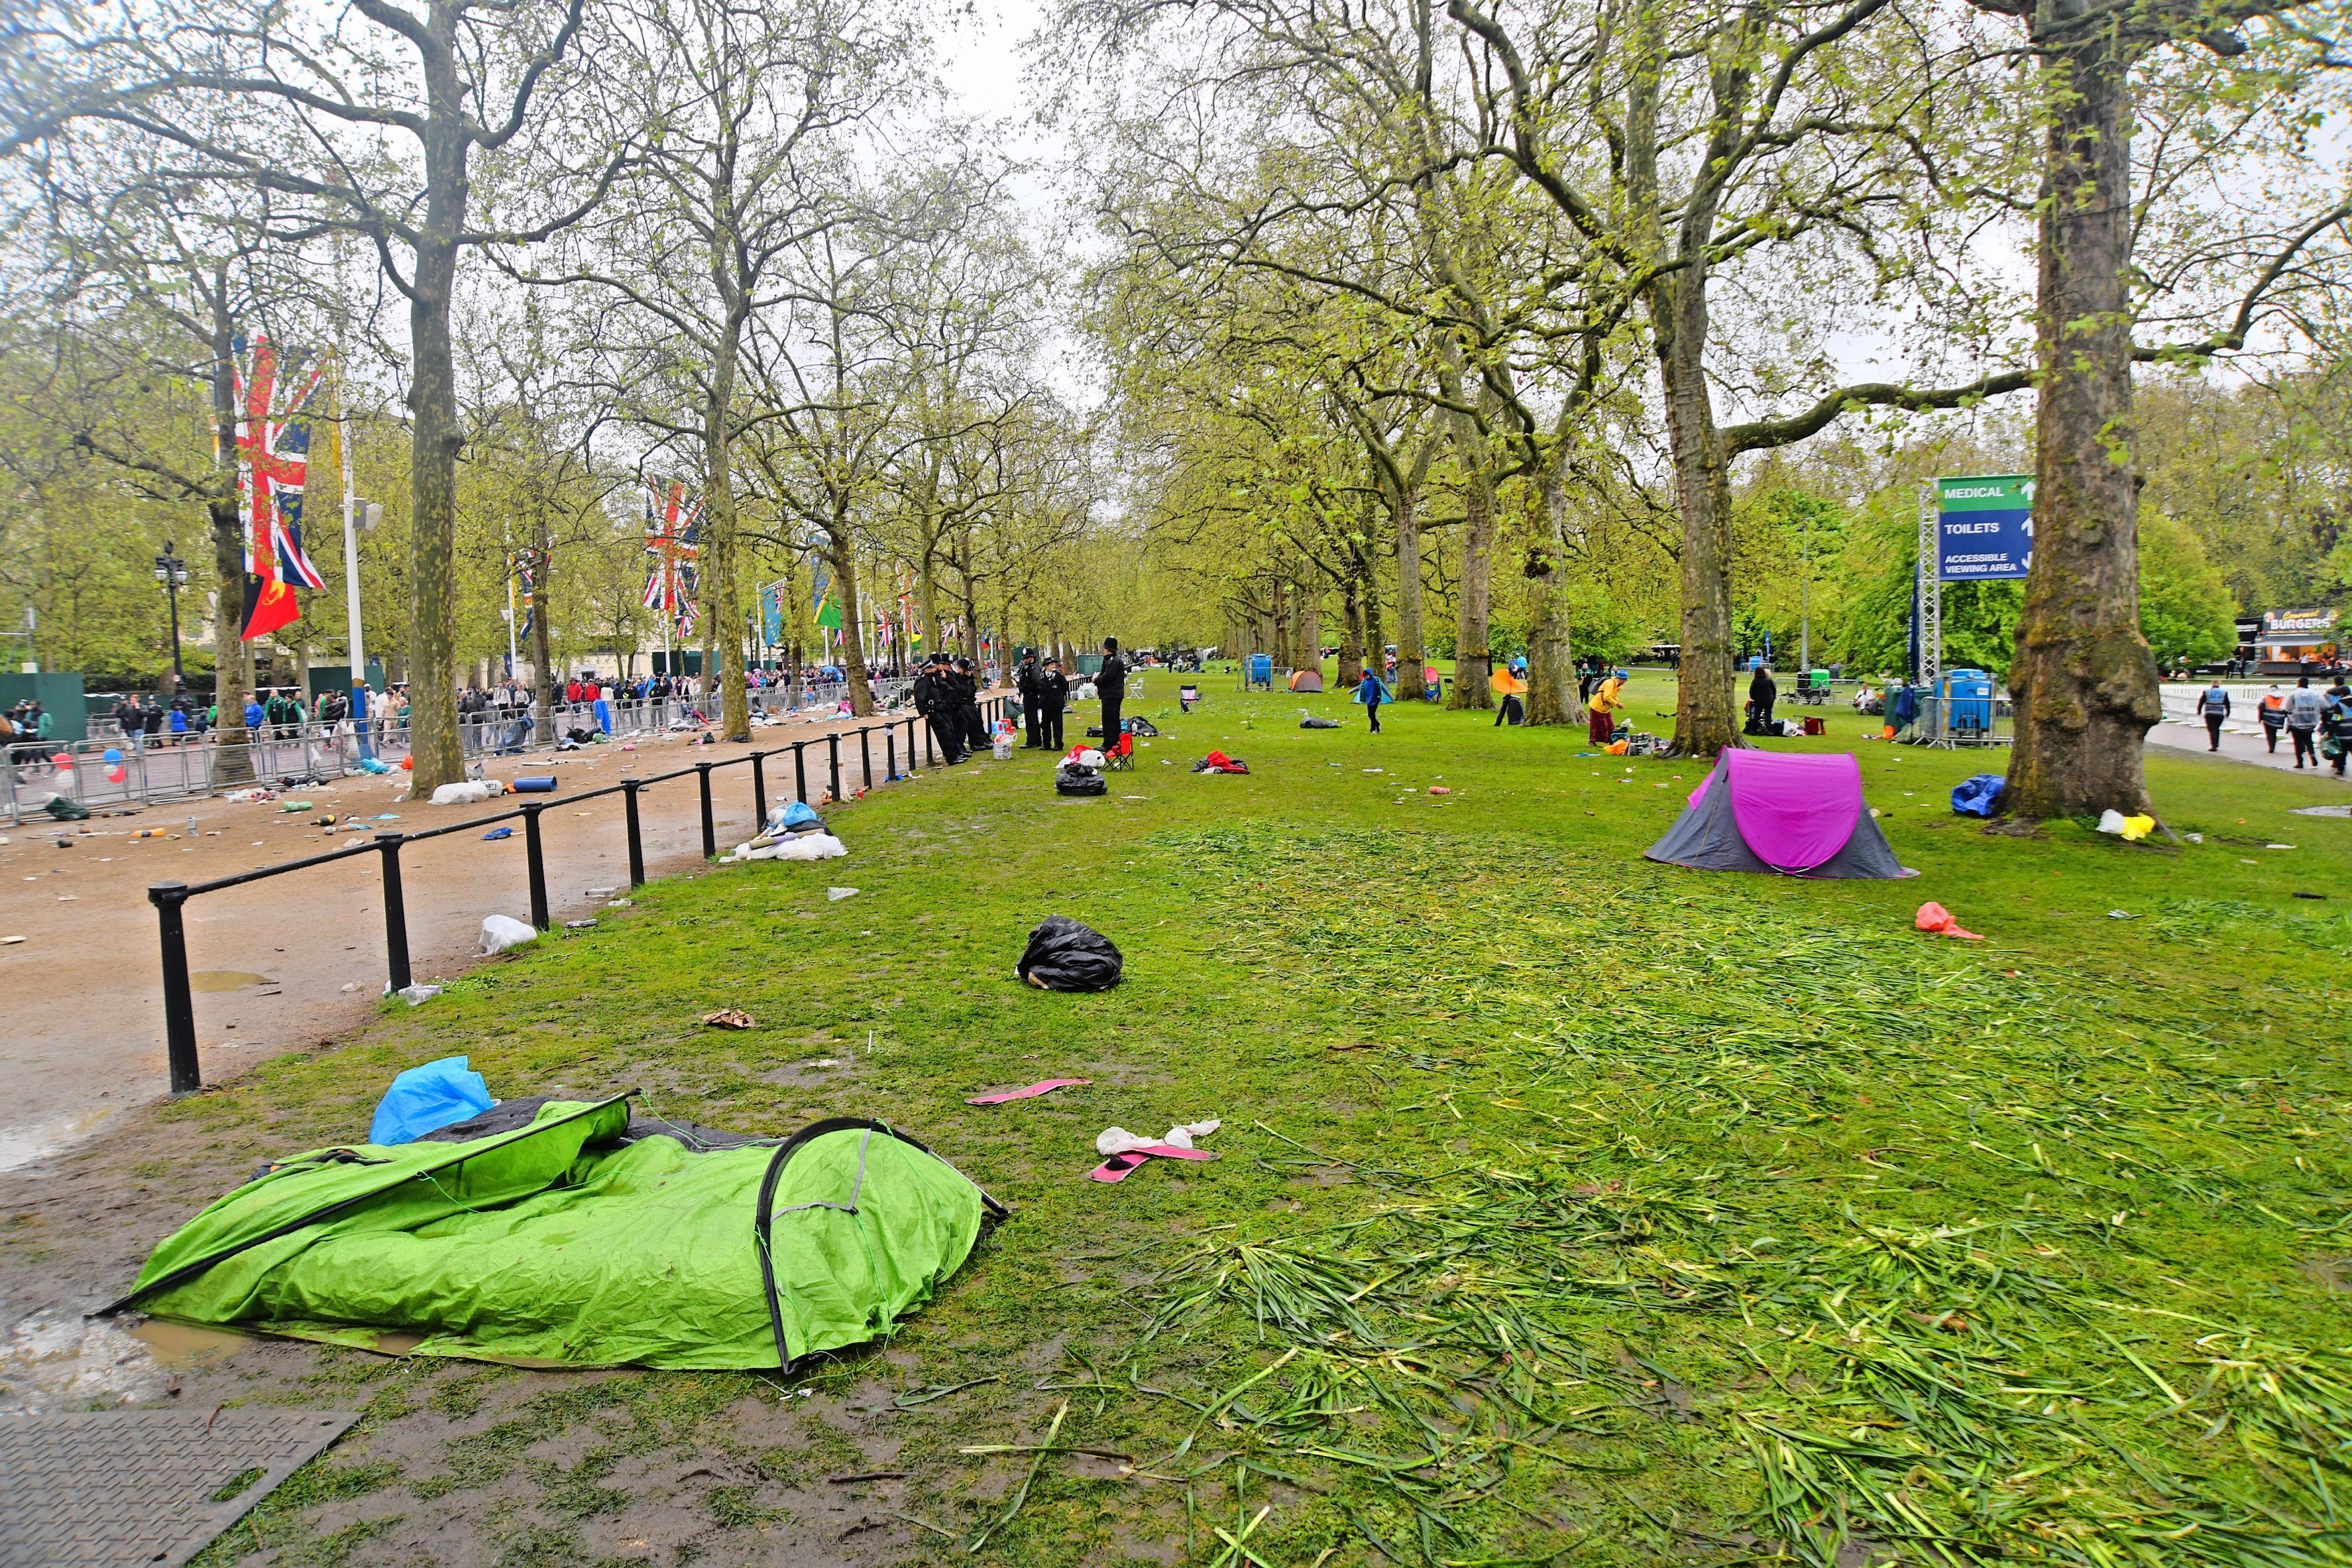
[1644, 750, 1913, 879]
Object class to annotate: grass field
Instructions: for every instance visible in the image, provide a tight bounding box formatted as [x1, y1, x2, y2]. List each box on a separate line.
[144, 674, 2352, 1566]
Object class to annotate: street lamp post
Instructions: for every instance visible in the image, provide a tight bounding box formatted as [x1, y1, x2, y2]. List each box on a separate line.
[152, 542, 189, 684]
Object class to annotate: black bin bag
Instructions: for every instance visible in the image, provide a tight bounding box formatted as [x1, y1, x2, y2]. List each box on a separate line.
[1018, 916, 1123, 991]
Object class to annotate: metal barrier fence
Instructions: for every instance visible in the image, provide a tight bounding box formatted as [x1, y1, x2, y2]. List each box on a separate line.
[11, 681, 929, 825]
[146, 698, 1011, 1095]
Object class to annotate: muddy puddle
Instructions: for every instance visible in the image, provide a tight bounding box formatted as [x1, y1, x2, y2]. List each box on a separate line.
[129, 1318, 256, 1367]
[0, 1105, 121, 1176]
[190, 970, 274, 992]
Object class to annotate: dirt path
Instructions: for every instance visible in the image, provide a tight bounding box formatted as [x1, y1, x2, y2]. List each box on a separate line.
[0, 702, 980, 1174]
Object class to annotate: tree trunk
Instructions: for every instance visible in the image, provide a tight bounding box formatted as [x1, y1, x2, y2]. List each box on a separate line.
[530, 528, 554, 742]
[958, 533, 982, 661]
[1298, 585, 1320, 675]
[1394, 484, 1426, 698]
[1339, 572, 1364, 686]
[1625, 5, 1737, 760]
[1270, 579, 1292, 671]
[206, 327, 252, 782]
[2000, 13, 2160, 818]
[1653, 265, 1737, 756]
[1360, 555, 1384, 678]
[1449, 454, 1494, 710]
[830, 528, 874, 715]
[402, 101, 468, 791]
[704, 325, 750, 742]
[1524, 470, 1577, 724]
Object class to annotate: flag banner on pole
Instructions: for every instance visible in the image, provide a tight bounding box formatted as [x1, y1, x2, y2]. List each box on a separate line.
[812, 561, 842, 630]
[235, 334, 325, 640]
[516, 554, 537, 638]
[643, 480, 702, 636]
[759, 580, 787, 645]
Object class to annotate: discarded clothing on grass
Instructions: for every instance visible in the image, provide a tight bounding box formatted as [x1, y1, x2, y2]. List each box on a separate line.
[967, 1078, 1090, 1105]
[1097, 1119, 1219, 1156]
[1090, 1122, 1220, 1182]
[1017, 915, 1123, 991]
[1915, 901, 1984, 940]
[1950, 774, 2005, 817]
[110, 1095, 1003, 1371]
[1300, 716, 1341, 729]
[1192, 751, 1251, 773]
[728, 831, 847, 862]
[370, 1055, 494, 1144]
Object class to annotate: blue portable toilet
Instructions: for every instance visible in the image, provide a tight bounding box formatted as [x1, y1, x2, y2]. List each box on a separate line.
[1247, 653, 1272, 689]
[1946, 668, 1994, 735]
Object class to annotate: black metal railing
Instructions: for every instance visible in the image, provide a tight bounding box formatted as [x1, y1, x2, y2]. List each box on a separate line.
[147, 701, 1009, 1095]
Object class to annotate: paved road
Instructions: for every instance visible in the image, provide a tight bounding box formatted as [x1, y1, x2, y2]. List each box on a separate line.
[0, 698, 999, 1175]
[2147, 717, 2352, 782]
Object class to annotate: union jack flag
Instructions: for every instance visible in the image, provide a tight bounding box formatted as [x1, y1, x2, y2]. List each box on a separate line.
[644, 480, 701, 634]
[234, 334, 326, 640]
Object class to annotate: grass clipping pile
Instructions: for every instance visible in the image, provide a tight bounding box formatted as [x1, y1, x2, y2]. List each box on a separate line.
[1086, 825, 2351, 1567]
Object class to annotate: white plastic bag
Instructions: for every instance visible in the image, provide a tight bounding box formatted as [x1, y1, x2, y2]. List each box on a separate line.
[479, 915, 537, 955]
[431, 779, 502, 806]
[2096, 808, 2127, 835]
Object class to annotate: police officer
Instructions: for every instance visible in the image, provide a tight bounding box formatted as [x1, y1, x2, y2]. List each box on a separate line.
[1038, 657, 1069, 750]
[1096, 637, 1128, 745]
[1017, 653, 1043, 748]
[915, 654, 963, 764]
[954, 657, 985, 752]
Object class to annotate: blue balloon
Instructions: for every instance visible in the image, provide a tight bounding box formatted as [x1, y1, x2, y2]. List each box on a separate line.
[101, 747, 122, 763]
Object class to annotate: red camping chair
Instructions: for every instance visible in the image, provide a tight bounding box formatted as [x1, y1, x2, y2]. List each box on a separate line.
[1104, 731, 1135, 771]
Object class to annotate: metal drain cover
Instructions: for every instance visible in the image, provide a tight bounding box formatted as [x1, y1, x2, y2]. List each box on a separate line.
[0, 1408, 357, 1567]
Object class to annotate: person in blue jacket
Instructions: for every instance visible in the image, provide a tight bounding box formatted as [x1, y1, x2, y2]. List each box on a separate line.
[1355, 667, 1389, 733]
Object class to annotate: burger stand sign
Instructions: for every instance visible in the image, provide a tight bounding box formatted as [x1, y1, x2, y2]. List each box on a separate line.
[2259, 608, 2339, 669]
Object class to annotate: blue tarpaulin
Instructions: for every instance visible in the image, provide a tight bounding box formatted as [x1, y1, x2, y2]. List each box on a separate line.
[370, 1056, 494, 1145]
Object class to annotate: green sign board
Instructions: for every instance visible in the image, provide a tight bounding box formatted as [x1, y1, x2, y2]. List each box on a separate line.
[1934, 475, 2034, 581]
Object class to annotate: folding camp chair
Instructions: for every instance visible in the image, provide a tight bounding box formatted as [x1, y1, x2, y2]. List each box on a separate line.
[1103, 731, 1135, 771]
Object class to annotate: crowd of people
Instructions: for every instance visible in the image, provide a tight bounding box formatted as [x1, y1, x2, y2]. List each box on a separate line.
[914, 653, 991, 762]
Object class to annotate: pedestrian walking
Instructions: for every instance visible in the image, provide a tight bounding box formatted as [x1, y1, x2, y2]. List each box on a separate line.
[2196, 678, 2231, 751]
[1356, 667, 1389, 734]
[2286, 676, 2324, 769]
[2327, 680, 2352, 779]
[2260, 686, 2286, 752]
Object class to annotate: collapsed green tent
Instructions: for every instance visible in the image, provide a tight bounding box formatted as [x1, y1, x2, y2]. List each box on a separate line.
[103, 1097, 1004, 1371]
